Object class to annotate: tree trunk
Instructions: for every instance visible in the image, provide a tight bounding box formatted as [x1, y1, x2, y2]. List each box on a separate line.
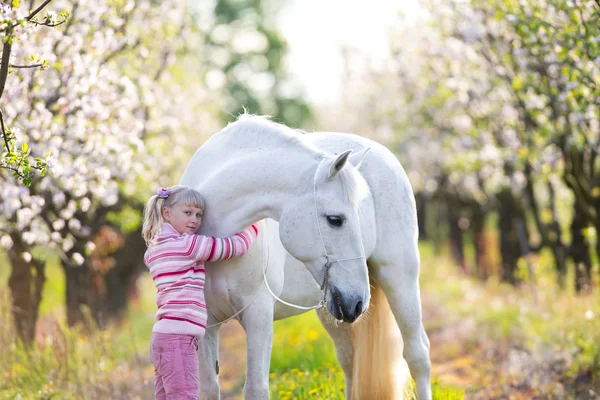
[62, 225, 147, 328]
[431, 197, 446, 256]
[447, 196, 466, 272]
[7, 235, 46, 345]
[570, 208, 592, 292]
[547, 181, 569, 288]
[594, 196, 600, 282]
[415, 193, 428, 241]
[497, 189, 521, 285]
[63, 257, 103, 329]
[104, 228, 146, 321]
[470, 205, 487, 280]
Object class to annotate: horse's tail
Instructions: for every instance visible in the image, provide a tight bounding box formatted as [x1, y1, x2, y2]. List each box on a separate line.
[349, 279, 409, 399]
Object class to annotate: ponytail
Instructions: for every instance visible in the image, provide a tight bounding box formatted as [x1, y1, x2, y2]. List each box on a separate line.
[142, 194, 164, 246]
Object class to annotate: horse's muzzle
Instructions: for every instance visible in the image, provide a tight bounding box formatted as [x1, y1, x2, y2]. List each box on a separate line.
[327, 285, 366, 323]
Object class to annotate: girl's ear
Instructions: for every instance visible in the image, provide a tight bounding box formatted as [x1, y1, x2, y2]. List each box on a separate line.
[162, 207, 170, 221]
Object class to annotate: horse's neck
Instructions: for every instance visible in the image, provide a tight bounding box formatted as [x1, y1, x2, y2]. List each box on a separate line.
[181, 120, 319, 236]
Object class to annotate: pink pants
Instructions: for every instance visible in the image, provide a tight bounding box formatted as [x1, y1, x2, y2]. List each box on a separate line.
[150, 332, 199, 399]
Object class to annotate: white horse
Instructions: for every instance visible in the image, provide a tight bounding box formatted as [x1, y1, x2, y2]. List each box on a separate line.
[179, 115, 431, 400]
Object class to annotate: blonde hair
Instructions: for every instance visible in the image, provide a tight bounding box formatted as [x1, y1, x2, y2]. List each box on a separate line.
[142, 185, 206, 246]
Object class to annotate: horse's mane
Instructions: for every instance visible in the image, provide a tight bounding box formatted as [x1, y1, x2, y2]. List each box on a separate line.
[225, 114, 370, 206]
[224, 114, 310, 152]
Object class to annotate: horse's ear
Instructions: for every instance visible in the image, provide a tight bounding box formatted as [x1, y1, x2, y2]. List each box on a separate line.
[328, 150, 353, 179]
[348, 147, 370, 169]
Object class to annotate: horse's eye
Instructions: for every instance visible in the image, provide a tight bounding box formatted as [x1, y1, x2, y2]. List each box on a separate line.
[326, 215, 344, 227]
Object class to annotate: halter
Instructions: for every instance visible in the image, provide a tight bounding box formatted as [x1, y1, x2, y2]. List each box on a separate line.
[264, 157, 366, 310]
[207, 157, 366, 327]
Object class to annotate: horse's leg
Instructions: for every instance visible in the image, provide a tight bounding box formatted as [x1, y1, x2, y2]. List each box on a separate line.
[239, 296, 275, 400]
[371, 243, 432, 400]
[316, 309, 354, 400]
[198, 325, 221, 399]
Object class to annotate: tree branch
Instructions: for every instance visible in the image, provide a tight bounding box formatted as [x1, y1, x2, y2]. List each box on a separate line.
[27, 19, 66, 28]
[0, 42, 12, 100]
[26, 0, 54, 21]
[99, 39, 140, 66]
[0, 109, 11, 152]
[1, 165, 26, 179]
[9, 63, 44, 69]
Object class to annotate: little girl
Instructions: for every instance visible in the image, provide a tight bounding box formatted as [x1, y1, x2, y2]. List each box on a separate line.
[142, 185, 259, 399]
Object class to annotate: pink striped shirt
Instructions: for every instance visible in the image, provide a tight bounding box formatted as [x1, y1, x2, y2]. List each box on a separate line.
[144, 222, 259, 337]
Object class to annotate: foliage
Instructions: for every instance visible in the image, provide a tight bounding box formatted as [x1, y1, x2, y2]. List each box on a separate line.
[329, 0, 600, 288]
[0, 0, 69, 186]
[0, 0, 313, 274]
[0, 0, 313, 346]
[192, 0, 311, 127]
[0, 0, 193, 264]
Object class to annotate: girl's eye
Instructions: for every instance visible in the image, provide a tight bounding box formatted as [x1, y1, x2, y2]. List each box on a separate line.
[185, 211, 191, 215]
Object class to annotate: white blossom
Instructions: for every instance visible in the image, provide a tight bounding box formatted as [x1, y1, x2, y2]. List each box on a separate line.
[0, 235, 14, 249]
[72, 252, 85, 266]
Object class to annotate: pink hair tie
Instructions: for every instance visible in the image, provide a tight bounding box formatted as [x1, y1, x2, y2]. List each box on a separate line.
[156, 187, 171, 199]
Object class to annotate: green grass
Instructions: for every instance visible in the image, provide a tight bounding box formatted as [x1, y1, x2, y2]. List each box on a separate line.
[0, 271, 157, 399]
[269, 308, 464, 399]
[2, 239, 598, 398]
[270, 312, 346, 399]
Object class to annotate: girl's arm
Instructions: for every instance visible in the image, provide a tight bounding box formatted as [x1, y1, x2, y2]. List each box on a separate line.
[192, 224, 259, 262]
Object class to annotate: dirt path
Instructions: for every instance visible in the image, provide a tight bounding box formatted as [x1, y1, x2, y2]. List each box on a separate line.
[421, 295, 599, 399]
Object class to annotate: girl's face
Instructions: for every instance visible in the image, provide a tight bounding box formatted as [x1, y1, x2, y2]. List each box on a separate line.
[162, 203, 203, 235]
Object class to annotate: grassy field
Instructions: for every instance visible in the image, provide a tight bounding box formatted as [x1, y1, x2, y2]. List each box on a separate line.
[419, 242, 600, 398]
[0, 242, 598, 399]
[0, 259, 157, 399]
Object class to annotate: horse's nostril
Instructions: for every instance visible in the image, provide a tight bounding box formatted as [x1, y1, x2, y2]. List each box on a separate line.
[354, 300, 363, 318]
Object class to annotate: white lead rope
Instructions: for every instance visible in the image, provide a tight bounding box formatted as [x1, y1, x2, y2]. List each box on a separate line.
[208, 218, 321, 330]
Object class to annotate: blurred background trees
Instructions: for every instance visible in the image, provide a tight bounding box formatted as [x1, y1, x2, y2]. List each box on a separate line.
[0, 0, 598, 349]
[192, 0, 311, 126]
[0, 0, 60, 186]
[0, 0, 310, 344]
[332, 0, 599, 292]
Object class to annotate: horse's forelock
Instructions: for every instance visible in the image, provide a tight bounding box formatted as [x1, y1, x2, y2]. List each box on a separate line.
[338, 165, 370, 206]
